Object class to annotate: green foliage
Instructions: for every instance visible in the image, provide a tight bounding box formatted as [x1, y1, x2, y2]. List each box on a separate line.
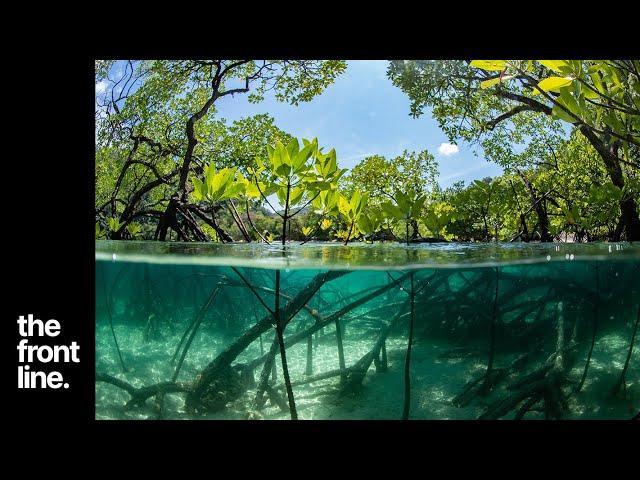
[381, 189, 426, 222]
[336, 189, 368, 244]
[108, 217, 121, 233]
[95, 222, 107, 239]
[94, 58, 639, 244]
[338, 189, 368, 223]
[422, 202, 454, 240]
[125, 222, 142, 238]
[380, 188, 427, 244]
[388, 59, 640, 240]
[357, 207, 384, 242]
[191, 164, 245, 204]
[95, 60, 346, 241]
[345, 150, 438, 206]
[251, 137, 345, 244]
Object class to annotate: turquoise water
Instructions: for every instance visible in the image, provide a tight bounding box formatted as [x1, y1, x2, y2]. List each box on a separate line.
[95, 241, 640, 420]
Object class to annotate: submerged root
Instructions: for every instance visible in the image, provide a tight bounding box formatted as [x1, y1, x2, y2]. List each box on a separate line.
[477, 302, 579, 419]
[96, 372, 192, 410]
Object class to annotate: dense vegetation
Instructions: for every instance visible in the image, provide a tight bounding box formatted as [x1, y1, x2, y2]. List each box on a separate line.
[96, 60, 640, 243]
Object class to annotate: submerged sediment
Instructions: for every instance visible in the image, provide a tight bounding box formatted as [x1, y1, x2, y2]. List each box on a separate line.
[95, 242, 640, 420]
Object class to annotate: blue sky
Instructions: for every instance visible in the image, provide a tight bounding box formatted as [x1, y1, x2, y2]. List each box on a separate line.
[214, 60, 503, 188]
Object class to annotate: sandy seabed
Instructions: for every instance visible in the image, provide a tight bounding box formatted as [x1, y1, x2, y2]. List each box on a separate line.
[95, 320, 639, 420]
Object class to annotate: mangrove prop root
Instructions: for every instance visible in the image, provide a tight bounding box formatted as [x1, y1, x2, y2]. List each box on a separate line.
[340, 309, 412, 396]
[374, 340, 388, 372]
[265, 384, 289, 412]
[480, 267, 500, 394]
[452, 348, 541, 408]
[576, 266, 599, 393]
[274, 269, 298, 420]
[142, 265, 159, 343]
[186, 270, 346, 412]
[172, 286, 221, 382]
[613, 303, 640, 396]
[96, 373, 191, 409]
[101, 266, 128, 373]
[453, 369, 509, 408]
[245, 271, 413, 371]
[254, 336, 279, 410]
[479, 302, 577, 419]
[514, 394, 543, 420]
[275, 367, 348, 390]
[402, 272, 415, 420]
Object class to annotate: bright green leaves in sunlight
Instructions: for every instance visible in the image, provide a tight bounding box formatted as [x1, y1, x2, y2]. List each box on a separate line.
[95, 222, 107, 239]
[191, 164, 245, 204]
[252, 137, 345, 245]
[470, 60, 508, 71]
[108, 217, 122, 233]
[480, 75, 515, 89]
[339, 189, 368, 223]
[337, 189, 368, 245]
[538, 60, 571, 74]
[126, 223, 142, 238]
[312, 190, 339, 216]
[470, 60, 517, 91]
[531, 76, 574, 96]
[320, 218, 333, 231]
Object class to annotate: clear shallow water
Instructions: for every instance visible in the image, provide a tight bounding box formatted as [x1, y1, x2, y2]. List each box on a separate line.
[95, 241, 640, 420]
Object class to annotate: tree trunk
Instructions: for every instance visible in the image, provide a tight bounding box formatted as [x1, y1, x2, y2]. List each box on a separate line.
[579, 126, 640, 241]
[410, 219, 420, 240]
[517, 169, 552, 242]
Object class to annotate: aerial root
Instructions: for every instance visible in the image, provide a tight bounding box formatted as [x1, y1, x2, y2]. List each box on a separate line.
[96, 372, 192, 410]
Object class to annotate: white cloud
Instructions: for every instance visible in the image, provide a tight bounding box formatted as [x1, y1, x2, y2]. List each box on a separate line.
[96, 80, 108, 95]
[438, 142, 459, 156]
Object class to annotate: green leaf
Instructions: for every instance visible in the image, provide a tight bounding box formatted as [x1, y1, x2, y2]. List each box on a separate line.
[191, 176, 206, 201]
[276, 186, 288, 206]
[289, 186, 305, 206]
[275, 140, 292, 167]
[210, 167, 236, 200]
[244, 180, 260, 199]
[537, 60, 570, 74]
[338, 194, 353, 218]
[219, 182, 245, 201]
[381, 202, 404, 220]
[558, 89, 582, 119]
[286, 138, 299, 162]
[204, 163, 216, 194]
[532, 76, 574, 95]
[551, 103, 577, 123]
[108, 217, 121, 232]
[357, 214, 373, 234]
[293, 140, 315, 171]
[480, 75, 514, 89]
[126, 223, 141, 237]
[470, 60, 507, 71]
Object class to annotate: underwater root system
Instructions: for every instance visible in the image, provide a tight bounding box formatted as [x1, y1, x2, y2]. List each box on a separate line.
[96, 263, 640, 420]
